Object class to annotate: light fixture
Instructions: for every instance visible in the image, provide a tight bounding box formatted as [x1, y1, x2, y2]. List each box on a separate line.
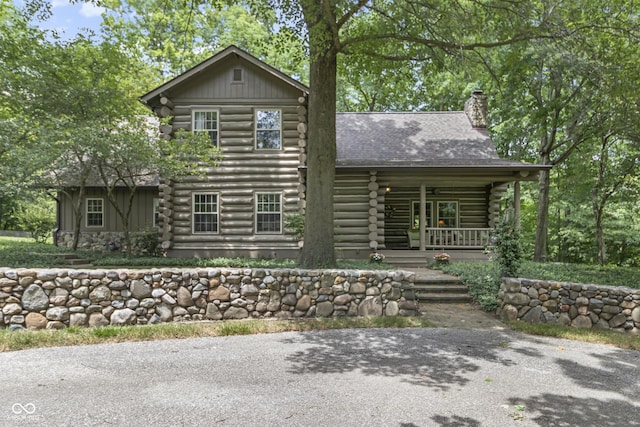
[385, 186, 391, 193]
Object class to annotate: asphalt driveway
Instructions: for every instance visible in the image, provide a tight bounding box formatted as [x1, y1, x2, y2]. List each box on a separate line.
[1, 327, 639, 426]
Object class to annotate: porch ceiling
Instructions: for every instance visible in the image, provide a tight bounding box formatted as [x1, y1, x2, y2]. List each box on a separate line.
[344, 167, 543, 186]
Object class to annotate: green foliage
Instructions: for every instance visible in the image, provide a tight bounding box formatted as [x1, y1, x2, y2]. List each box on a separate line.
[19, 201, 55, 243]
[283, 213, 305, 241]
[0, 236, 68, 268]
[491, 215, 523, 277]
[130, 229, 161, 257]
[442, 262, 501, 311]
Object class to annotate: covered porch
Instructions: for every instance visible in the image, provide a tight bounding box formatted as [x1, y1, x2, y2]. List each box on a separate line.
[377, 169, 531, 252]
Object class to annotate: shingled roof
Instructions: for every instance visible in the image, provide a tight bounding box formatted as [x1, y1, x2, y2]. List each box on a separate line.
[336, 112, 540, 171]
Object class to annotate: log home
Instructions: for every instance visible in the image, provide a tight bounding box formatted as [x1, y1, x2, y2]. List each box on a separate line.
[54, 45, 547, 260]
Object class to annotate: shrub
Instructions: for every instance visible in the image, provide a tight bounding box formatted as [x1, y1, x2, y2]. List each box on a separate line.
[130, 229, 161, 257]
[491, 215, 523, 277]
[284, 213, 305, 241]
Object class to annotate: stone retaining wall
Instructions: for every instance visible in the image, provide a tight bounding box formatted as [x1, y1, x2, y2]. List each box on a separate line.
[497, 277, 640, 334]
[0, 268, 418, 330]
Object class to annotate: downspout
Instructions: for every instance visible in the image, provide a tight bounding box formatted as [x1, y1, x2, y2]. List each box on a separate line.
[514, 181, 521, 229]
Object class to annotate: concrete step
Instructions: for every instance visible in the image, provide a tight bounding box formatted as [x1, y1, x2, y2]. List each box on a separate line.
[47, 253, 93, 267]
[413, 279, 471, 303]
[414, 284, 469, 293]
[417, 293, 472, 303]
[383, 254, 429, 269]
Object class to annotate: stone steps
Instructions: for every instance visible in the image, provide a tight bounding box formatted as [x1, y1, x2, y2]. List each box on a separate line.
[414, 278, 472, 304]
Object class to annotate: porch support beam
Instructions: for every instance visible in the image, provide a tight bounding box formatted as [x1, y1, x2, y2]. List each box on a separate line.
[419, 184, 426, 250]
[514, 181, 521, 228]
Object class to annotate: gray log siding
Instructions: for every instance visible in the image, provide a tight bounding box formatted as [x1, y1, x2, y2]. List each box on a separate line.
[58, 188, 158, 233]
[382, 185, 493, 249]
[163, 65, 306, 257]
[333, 172, 373, 256]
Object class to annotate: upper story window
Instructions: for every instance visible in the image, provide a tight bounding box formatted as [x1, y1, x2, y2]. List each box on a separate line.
[255, 193, 282, 233]
[86, 198, 104, 228]
[255, 109, 281, 150]
[193, 110, 219, 146]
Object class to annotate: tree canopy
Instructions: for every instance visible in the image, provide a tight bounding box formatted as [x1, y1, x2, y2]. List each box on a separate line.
[3, 0, 640, 267]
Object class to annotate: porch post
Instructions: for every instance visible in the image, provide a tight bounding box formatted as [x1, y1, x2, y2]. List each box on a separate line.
[419, 184, 426, 250]
[514, 181, 521, 228]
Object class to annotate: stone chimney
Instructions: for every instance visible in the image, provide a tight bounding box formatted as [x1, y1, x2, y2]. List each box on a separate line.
[464, 89, 488, 128]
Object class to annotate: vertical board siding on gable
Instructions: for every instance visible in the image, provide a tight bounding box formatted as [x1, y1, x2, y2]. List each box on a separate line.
[333, 173, 371, 250]
[174, 57, 298, 101]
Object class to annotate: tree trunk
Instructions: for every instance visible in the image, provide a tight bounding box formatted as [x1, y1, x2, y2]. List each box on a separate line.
[593, 204, 607, 265]
[71, 186, 86, 251]
[533, 165, 550, 262]
[298, 1, 338, 268]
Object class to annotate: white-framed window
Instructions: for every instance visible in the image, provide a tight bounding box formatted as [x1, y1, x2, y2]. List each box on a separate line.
[153, 198, 160, 227]
[86, 198, 104, 228]
[255, 193, 282, 233]
[192, 193, 219, 233]
[255, 109, 281, 149]
[192, 109, 219, 146]
[411, 201, 432, 229]
[437, 201, 458, 228]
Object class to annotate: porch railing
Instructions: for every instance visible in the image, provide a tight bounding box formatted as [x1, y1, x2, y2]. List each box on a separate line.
[408, 228, 493, 249]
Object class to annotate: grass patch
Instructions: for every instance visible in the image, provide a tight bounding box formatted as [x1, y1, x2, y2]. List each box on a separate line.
[0, 236, 392, 270]
[0, 236, 73, 268]
[0, 317, 432, 352]
[507, 321, 640, 351]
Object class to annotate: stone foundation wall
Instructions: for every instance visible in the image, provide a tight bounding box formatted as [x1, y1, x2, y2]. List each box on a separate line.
[497, 277, 640, 334]
[55, 231, 127, 252]
[0, 268, 418, 330]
